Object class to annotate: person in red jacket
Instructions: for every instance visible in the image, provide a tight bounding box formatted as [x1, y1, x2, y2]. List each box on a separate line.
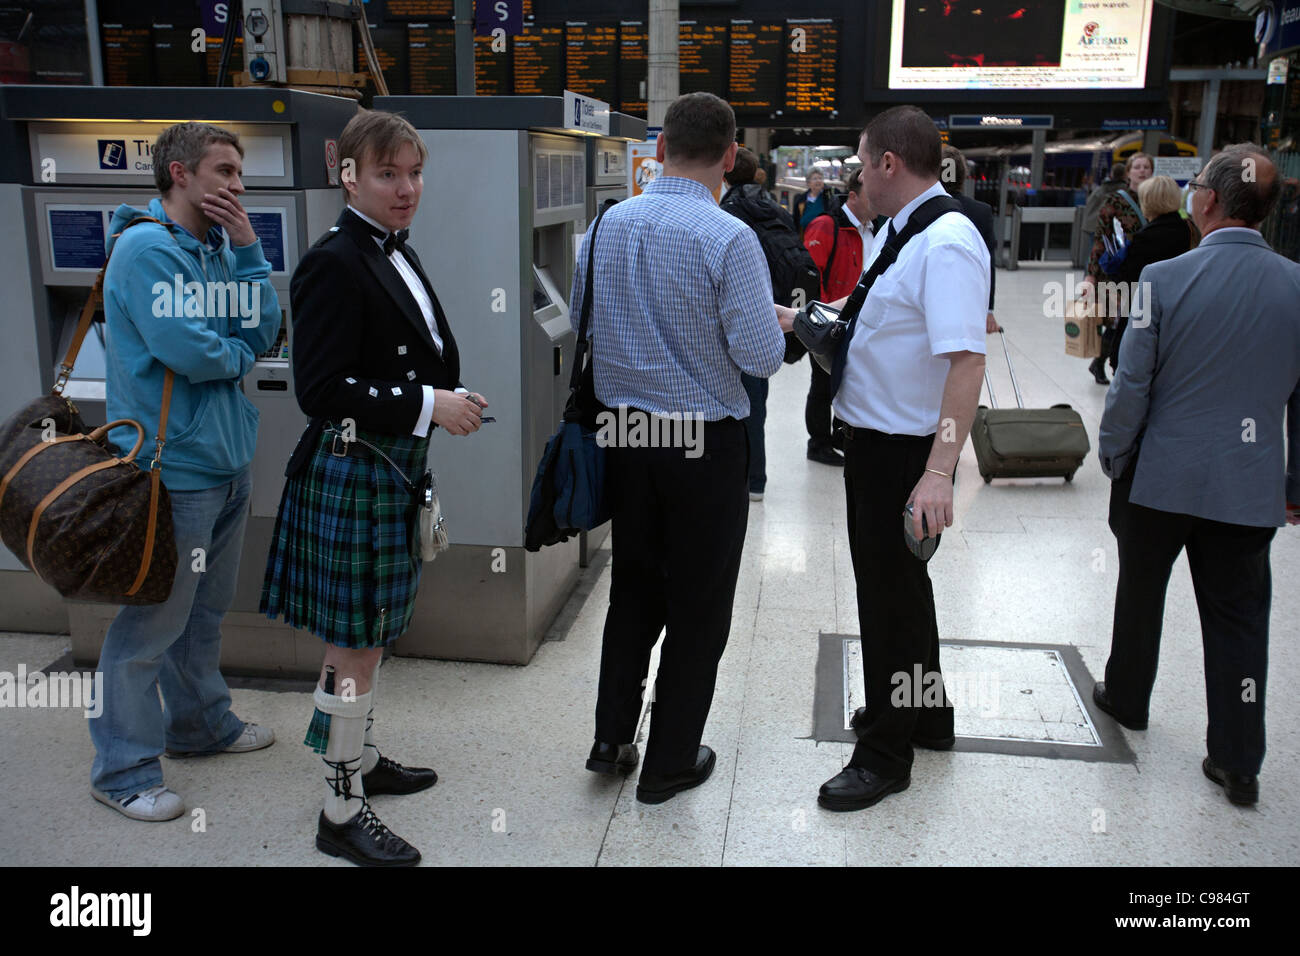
[802, 166, 874, 465]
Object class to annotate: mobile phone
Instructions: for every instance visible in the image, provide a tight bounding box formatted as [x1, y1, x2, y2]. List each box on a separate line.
[903, 504, 939, 562]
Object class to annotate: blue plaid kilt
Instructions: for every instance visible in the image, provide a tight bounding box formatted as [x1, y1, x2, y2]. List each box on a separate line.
[260, 426, 428, 649]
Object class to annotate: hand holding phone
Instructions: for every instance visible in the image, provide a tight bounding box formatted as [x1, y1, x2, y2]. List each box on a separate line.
[903, 504, 939, 561]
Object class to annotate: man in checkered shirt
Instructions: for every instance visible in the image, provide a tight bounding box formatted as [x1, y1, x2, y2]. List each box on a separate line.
[575, 92, 785, 803]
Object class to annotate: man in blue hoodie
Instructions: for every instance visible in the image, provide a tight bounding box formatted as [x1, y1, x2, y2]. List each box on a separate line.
[90, 122, 282, 822]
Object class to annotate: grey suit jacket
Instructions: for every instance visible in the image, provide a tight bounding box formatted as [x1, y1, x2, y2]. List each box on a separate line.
[1099, 228, 1300, 528]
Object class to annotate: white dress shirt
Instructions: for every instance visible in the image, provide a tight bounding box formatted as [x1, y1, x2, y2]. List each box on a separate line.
[832, 181, 989, 437]
[841, 203, 873, 268]
[347, 205, 442, 436]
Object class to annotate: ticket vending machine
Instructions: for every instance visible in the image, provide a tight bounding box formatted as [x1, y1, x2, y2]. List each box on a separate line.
[373, 96, 644, 665]
[0, 86, 355, 676]
[584, 129, 634, 224]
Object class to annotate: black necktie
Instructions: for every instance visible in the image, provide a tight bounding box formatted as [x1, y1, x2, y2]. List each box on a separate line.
[886, 220, 898, 244]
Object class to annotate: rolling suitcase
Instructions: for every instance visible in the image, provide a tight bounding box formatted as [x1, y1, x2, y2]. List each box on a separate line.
[972, 331, 1090, 483]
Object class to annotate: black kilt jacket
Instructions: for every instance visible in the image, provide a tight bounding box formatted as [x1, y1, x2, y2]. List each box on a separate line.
[285, 207, 462, 477]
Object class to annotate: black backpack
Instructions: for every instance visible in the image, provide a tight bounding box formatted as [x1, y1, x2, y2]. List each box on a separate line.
[721, 184, 821, 309]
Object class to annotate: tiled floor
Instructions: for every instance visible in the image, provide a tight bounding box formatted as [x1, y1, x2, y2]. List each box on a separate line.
[1, 263, 1296, 866]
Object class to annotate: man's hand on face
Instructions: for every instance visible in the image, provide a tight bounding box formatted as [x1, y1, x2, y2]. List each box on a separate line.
[202, 187, 257, 247]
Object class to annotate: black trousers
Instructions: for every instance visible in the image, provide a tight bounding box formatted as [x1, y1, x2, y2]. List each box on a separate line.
[842, 427, 953, 778]
[806, 360, 840, 449]
[1106, 474, 1275, 776]
[593, 417, 749, 776]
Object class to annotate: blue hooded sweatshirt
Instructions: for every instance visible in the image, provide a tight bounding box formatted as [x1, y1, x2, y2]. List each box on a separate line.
[103, 198, 281, 491]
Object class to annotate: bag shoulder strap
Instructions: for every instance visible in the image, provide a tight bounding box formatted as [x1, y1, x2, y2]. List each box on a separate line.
[839, 194, 962, 319]
[571, 199, 615, 392]
[57, 215, 176, 467]
[1116, 189, 1147, 229]
[55, 216, 168, 391]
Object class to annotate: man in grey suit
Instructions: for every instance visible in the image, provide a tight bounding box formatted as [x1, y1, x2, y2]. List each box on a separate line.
[1095, 143, 1300, 807]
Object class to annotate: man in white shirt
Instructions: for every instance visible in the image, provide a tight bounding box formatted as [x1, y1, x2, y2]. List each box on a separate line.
[779, 105, 989, 810]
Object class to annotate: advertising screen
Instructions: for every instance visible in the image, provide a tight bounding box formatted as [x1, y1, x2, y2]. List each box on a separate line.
[887, 0, 1154, 91]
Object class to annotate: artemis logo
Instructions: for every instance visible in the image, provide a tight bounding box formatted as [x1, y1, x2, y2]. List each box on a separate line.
[1079, 21, 1129, 46]
[49, 886, 151, 936]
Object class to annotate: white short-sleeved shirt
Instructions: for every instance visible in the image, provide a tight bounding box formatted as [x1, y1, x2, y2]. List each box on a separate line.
[832, 181, 989, 437]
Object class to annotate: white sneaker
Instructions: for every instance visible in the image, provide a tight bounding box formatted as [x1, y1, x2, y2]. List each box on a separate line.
[92, 784, 185, 822]
[165, 721, 276, 757]
[749, 491, 764, 502]
[223, 722, 275, 753]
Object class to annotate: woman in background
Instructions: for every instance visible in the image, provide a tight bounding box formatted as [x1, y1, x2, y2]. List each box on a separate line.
[1084, 151, 1153, 384]
[1111, 174, 1193, 370]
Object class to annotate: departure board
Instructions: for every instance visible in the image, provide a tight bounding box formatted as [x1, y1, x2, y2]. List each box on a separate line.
[679, 21, 726, 94]
[152, 22, 201, 87]
[618, 20, 647, 115]
[475, 32, 509, 96]
[513, 23, 562, 96]
[566, 21, 617, 104]
[384, 0, 453, 16]
[409, 22, 456, 94]
[358, 25, 409, 95]
[729, 20, 782, 112]
[204, 38, 242, 86]
[102, 24, 151, 86]
[786, 18, 838, 114]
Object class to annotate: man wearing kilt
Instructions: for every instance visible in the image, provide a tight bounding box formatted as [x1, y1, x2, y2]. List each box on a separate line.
[261, 110, 488, 866]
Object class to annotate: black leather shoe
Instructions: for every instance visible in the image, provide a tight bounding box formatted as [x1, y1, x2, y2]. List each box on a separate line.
[586, 740, 639, 774]
[850, 706, 955, 750]
[1089, 357, 1110, 385]
[315, 802, 421, 866]
[807, 444, 845, 467]
[1092, 682, 1148, 730]
[635, 746, 715, 804]
[1202, 757, 1259, 806]
[818, 766, 910, 811]
[362, 754, 438, 796]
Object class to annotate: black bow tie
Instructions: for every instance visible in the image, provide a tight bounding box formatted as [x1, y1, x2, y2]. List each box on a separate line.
[382, 229, 409, 256]
[361, 217, 409, 256]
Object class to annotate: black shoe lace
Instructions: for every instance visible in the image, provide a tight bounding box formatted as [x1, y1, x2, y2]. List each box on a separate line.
[323, 755, 361, 801]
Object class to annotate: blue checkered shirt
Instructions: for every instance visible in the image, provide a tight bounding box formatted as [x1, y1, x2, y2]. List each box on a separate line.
[571, 176, 785, 419]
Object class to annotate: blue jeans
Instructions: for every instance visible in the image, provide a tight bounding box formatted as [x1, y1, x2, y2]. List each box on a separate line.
[90, 468, 251, 798]
[741, 373, 768, 494]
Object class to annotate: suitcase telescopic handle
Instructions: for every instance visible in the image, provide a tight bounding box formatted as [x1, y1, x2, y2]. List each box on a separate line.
[997, 330, 1025, 409]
